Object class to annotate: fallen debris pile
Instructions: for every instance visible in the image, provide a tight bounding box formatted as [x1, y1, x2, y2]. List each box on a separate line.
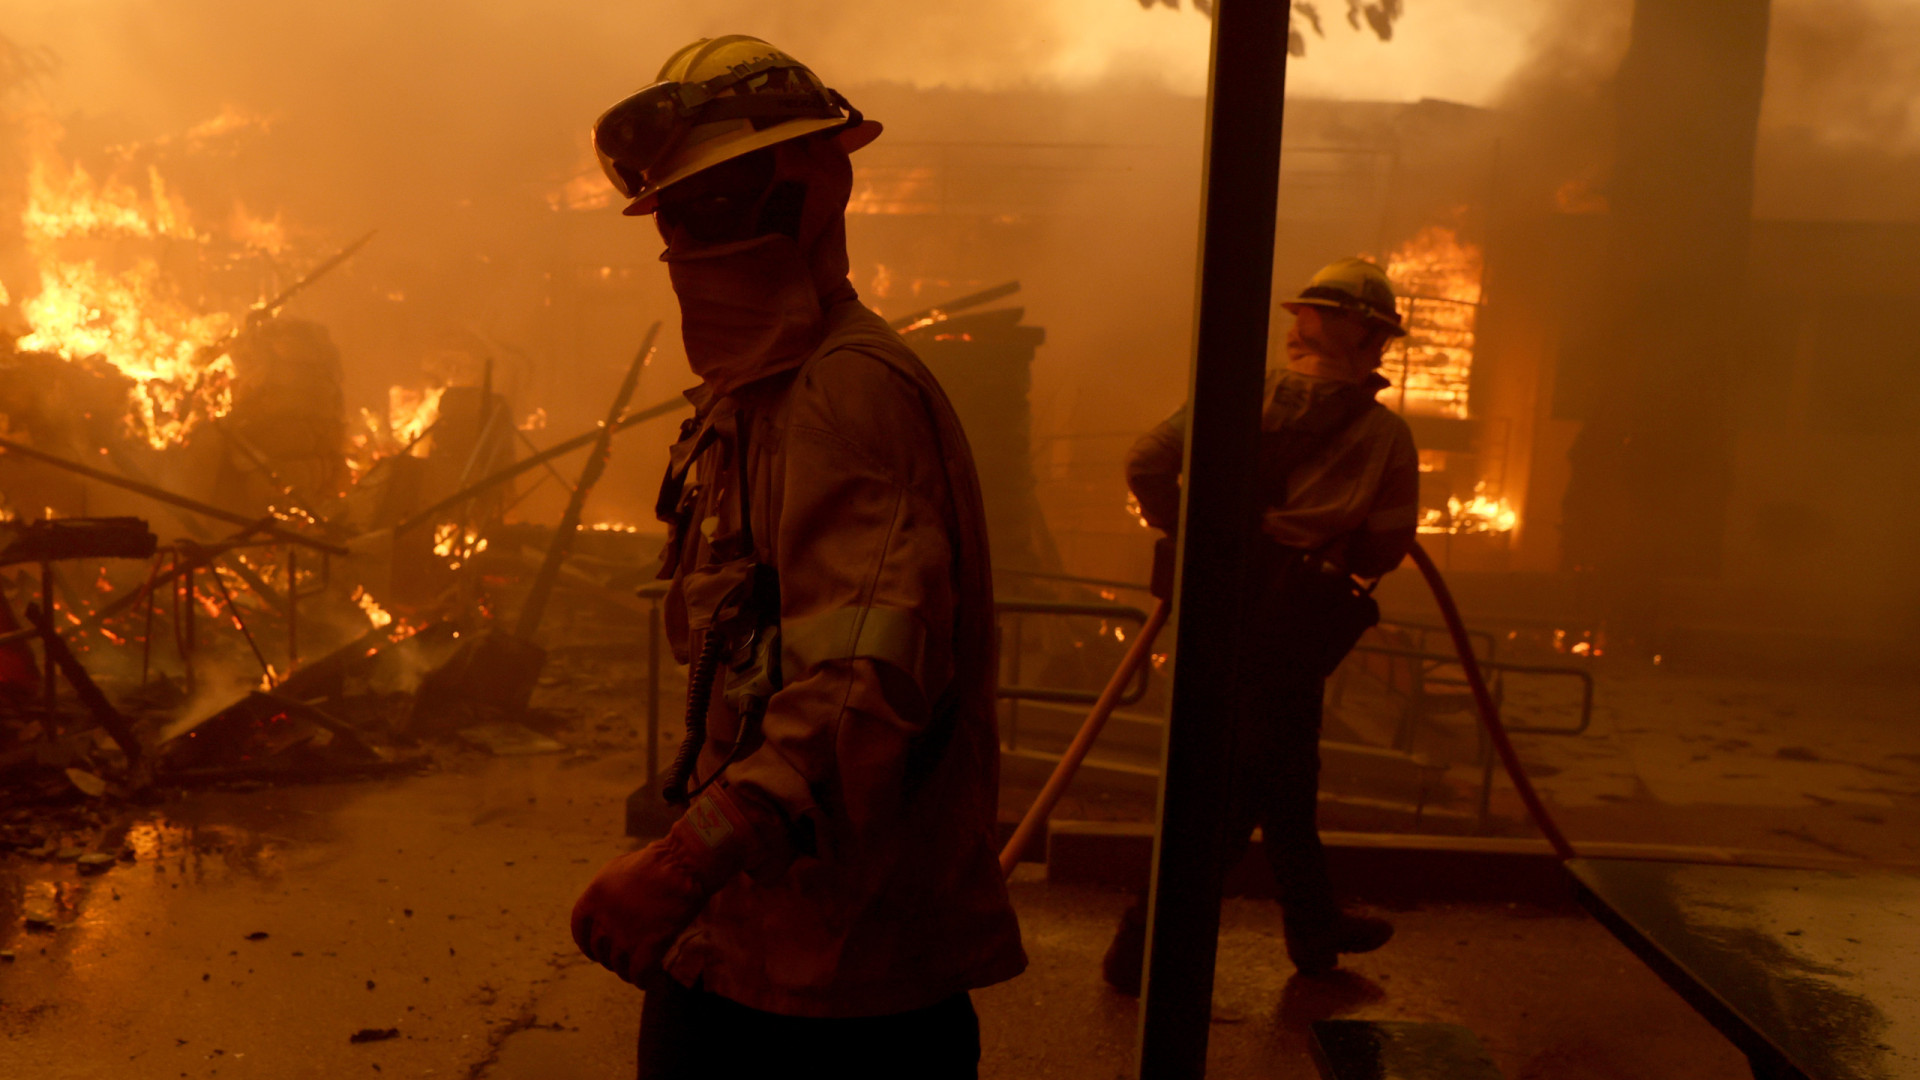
[0, 325, 678, 849]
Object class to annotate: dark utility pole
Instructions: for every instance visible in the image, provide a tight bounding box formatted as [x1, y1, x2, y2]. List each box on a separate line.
[1135, 0, 1290, 1076]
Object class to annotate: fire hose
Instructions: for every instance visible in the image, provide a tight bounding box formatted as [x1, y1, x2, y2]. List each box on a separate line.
[998, 539, 1576, 877]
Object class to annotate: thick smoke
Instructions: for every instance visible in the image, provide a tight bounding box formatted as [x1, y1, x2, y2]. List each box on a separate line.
[1765, 0, 1920, 150]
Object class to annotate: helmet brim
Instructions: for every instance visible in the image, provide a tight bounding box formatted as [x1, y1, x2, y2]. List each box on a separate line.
[620, 116, 885, 217]
[1281, 296, 1409, 337]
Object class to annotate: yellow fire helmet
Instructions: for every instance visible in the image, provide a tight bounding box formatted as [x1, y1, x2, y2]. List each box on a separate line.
[1280, 257, 1409, 337]
[592, 35, 883, 217]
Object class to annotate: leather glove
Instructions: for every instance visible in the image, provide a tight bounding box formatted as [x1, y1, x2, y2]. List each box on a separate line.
[570, 782, 765, 985]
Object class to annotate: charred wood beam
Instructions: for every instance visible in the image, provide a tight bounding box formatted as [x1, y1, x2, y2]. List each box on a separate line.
[515, 428, 579, 495]
[0, 516, 158, 566]
[0, 438, 348, 556]
[269, 628, 388, 703]
[24, 601, 142, 767]
[887, 281, 1020, 333]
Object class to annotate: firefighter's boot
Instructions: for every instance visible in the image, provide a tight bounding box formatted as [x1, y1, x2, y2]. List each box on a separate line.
[1283, 909, 1394, 976]
[1100, 898, 1148, 996]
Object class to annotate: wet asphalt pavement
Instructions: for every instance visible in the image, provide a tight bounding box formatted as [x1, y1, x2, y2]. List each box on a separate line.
[1, 739, 1762, 1080]
[0, 751, 636, 1080]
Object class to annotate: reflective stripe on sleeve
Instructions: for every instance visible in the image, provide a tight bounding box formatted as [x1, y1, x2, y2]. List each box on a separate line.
[781, 605, 928, 685]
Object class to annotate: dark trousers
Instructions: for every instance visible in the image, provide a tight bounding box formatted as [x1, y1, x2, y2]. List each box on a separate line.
[637, 978, 981, 1080]
[1112, 642, 1334, 939]
[1219, 650, 1335, 923]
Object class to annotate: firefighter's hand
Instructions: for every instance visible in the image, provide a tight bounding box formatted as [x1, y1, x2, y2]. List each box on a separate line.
[570, 789, 755, 985]
[1150, 535, 1178, 601]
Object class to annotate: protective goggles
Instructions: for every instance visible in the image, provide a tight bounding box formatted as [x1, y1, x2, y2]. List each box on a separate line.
[592, 59, 850, 199]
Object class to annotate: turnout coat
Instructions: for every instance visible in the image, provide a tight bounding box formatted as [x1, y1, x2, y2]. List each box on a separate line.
[653, 298, 1027, 1017]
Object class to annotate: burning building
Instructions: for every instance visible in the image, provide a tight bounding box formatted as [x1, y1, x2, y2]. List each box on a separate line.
[4, 4, 1920, 1077]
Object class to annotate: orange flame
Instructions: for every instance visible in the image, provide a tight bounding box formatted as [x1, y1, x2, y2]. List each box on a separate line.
[388, 385, 445, 448]
[1419, 482, 1518, 535]
[1378, 225, 1482, 420]
[7, 115, 295, 448]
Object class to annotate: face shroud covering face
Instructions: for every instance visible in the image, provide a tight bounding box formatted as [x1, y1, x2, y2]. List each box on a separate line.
[655, 134, 858, 396]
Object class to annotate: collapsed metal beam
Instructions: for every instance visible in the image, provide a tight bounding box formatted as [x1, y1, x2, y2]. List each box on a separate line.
[0, 438, 347, 556]
[514, 323, 659, 640]
[1136, 0, 1290, 1076]
[887, 280, 1020, 332]
[74, 518, 279, 635]
[209, 231, 377, 356]
[391, 394, 690, 536]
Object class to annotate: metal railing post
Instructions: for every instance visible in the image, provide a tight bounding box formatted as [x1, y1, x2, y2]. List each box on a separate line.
[181, 561, 196, 694]
[1007, 613, 1024, 750]
[286, 547, 299, 670]
[39, 561, 54, 711]
[647, 595, 662, 785]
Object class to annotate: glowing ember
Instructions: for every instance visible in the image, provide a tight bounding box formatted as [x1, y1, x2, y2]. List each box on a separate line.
[1378, 225, 1482, 420]
[350, 586, 393, 629]
[432, 523, 487, 568]
[1551, 628, 1606, 659]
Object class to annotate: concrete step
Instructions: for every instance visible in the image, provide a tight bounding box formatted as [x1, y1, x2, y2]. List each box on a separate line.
[1001, 737, 1450, 809]
[1040, 820, 1902, 904]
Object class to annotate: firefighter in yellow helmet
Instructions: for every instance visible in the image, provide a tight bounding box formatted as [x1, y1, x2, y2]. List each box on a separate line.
[1104, 258, 1420, 992]
[569, 36, 1025, 1079]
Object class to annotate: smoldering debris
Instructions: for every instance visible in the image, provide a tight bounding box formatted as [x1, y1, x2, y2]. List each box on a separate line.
[0, 330, 679, 861]
[0, 93, 681, 831]
[0, 468, 674, 806]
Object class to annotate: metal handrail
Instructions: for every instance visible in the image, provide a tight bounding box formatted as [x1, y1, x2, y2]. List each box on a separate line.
[994, 567, 1153, 593]
[1348, 643, 1594, 736]
[1377, 617, 1499, 665]
[994, 599, 1153, 710]
[995, 599, 1152, 620]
